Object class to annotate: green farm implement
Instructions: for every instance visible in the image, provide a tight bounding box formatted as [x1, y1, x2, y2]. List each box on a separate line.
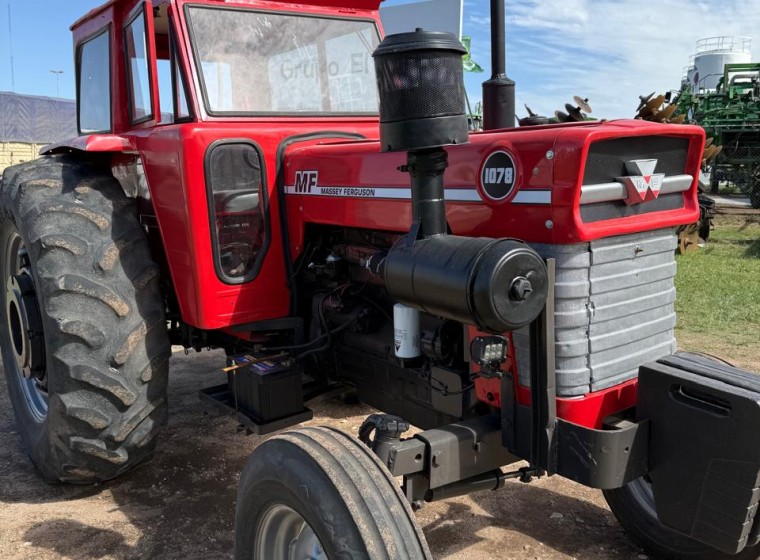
[676, 62, 760, 208]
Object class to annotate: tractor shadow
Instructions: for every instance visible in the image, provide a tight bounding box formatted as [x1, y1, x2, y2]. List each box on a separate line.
[736, 217, 760, 258]
[742, 239, 760, 258]
[2, 351, 375, 560]
[3, 349, 642, 560]
[2, 351, 243, 559]
[420, 482, 643, 559]
[22, 519, 135, 560]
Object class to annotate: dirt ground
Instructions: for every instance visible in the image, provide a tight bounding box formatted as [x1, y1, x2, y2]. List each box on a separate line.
[1, 345, 757, 560]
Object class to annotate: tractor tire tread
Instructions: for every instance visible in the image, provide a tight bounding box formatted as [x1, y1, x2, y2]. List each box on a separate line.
[0, 154, 170, 483]
[235, 426, 431, 560]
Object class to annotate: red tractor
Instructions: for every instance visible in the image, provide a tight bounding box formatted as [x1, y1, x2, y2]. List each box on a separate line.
[2, 0, 760, 558]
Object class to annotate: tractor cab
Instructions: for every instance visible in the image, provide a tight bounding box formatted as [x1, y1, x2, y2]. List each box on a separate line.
[71, 0, 382, 129]
[54, 0, 386, 331]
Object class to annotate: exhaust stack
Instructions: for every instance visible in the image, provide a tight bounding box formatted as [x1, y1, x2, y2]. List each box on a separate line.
[483, 0, 516, 130]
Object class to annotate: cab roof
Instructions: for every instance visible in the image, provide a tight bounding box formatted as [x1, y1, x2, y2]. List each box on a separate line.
[72, 0, 383, 30]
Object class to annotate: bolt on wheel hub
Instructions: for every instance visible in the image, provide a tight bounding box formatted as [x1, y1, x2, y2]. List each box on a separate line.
[255, 504, 328, 560]
[5, 271, 46, 382]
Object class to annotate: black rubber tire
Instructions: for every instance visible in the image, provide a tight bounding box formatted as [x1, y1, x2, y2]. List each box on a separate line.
[235, 426, 431, 560]
[697, 218, 711, 242]
[604, 478, 760, 560]
[0, 154, 171, 483]
[749, 185, 760, 209]
[709, 168, 719, 194]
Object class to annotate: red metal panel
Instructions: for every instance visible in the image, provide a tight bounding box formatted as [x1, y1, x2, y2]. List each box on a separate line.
[515, 380, 640, 430]
[122, 121, 378, 329]
[42, 134, 133, 154]
[282, 120, 705, 259]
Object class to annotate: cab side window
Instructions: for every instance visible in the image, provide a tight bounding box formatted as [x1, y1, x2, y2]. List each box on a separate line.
[155, 41, 192, 123]
[124, 9, 153, 123]
[154, 6, 191, 124]
[78, 29, 112, 134]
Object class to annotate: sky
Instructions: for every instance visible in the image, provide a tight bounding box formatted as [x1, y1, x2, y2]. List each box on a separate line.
[1, 0, 760, 118]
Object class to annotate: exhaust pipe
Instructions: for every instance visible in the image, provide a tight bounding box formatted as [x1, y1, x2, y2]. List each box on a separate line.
[483, 0, 515, 130]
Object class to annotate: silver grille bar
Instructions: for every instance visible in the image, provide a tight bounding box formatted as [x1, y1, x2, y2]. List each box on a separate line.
[580, 174, 693, 205]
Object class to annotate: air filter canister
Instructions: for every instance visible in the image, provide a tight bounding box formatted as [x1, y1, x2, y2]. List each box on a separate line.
[373, 29, 469, 152]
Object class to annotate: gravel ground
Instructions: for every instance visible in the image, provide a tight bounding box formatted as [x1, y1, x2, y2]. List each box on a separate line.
[0, 349, 696, 560]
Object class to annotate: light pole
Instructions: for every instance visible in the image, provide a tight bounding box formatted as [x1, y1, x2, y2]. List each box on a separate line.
[49, 70, 64, 98]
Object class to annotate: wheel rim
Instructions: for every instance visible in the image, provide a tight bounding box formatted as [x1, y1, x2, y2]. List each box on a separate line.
[2, 227, 48, 421]
[255, 504, 328, 560]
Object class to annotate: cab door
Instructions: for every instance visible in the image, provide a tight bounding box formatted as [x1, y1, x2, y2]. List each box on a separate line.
[122, 0, 161, 130]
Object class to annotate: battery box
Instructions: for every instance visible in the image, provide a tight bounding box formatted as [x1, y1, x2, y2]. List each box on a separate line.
[199, 353, 312, 435]
[638, 352, 760, 554]
[227, 355, 305, 424]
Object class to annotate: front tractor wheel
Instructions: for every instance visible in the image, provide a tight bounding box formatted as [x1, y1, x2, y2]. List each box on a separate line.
[604, 478, 760, 560]
[235, 426, 431, 560]
[0, 155, 171, 483]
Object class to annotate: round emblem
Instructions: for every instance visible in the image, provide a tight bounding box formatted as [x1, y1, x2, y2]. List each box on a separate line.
[480, 150, 517, 201]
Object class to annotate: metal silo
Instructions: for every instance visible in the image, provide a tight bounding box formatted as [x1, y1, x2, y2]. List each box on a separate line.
[690, 36, 752, 93]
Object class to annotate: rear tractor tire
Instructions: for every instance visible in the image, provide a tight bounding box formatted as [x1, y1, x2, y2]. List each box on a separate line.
[235, 426, 432, 560]
[0, 155, 171, 483]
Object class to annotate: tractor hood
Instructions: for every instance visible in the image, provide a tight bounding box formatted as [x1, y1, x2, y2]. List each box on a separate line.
[281, 119, 705, 246]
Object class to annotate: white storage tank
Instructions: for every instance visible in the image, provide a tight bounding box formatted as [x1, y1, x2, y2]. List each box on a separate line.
[683, 55, 696, 89]
[690, 36, 752, 93]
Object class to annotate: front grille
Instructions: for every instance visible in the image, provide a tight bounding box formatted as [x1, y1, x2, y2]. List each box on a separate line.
[583, 136, 690, 184]
[514, 228, 678, 396]
[580, 192, 684, 223]
[579, 136, 693, 223]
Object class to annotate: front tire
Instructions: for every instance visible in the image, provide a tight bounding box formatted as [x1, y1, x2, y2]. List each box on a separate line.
[0, 155, 171, 483]
[604, 478, 760, 560]
[235, 426, 431, 560]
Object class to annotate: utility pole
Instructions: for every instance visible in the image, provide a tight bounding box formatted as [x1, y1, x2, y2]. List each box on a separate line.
[8, 4, 16, 91]
[50, 70, 64, 98]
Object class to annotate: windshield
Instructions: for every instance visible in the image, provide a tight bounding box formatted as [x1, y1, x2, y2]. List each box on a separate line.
[186, 6, 381, 115]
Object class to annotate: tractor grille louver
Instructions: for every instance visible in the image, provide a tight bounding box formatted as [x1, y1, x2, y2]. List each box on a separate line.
[578, 135, 693, 223]
[513, 228, 678, 396]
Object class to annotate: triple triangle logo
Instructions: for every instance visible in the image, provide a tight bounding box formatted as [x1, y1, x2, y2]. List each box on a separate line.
[618, 159, 665, 205]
